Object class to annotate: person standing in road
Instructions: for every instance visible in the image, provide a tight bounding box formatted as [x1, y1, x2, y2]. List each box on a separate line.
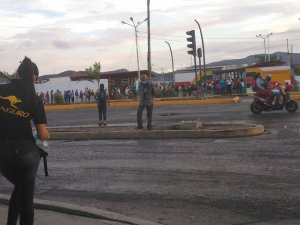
[136, 74, 155, 130]
[0, 56, 49, 225]
[97, 83, 108, 127]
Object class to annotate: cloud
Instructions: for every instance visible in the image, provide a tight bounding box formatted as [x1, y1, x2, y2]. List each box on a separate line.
[0, 0, 299, 75]
[52, 40, 71, 49]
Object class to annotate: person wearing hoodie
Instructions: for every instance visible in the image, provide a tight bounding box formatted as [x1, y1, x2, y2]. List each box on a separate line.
[136, 74, 155, 130]
[97, 83, 108, 127]
[0, 56, 49, 225]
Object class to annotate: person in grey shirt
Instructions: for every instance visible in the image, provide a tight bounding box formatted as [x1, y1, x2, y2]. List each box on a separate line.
[136, 74, 155, 130]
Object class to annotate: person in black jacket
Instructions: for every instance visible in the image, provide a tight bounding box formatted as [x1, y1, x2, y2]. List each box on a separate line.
[136, 74, 155, 130]
[97, 83, 108, 127]
[0, 56, 49, 225]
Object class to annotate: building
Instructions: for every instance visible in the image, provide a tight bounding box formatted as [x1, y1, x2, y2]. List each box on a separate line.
[0, 72, 10, 84]
[36, 69, 149, 95]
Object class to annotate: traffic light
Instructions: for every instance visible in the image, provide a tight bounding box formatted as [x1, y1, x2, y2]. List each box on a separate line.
[186, 30, 196, 56]
[197, 48, 202, 58]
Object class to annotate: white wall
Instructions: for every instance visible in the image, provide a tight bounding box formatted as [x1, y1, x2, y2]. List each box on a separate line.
[35, 77, 108, 93]
[175, 72, 194, 82]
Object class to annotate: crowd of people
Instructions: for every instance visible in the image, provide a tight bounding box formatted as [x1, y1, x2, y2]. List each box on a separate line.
[37, 86, 138, 104]
[206, 78, 245, 95]
[37, 88, 98, 104]
[37, 78, 247, 105]
[173, 78, 246, 97]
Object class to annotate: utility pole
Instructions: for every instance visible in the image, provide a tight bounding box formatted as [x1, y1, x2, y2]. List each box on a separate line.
[147, 0, 151, 79]
[287, 39, 290, 66]
[256, 33, 272, 62]
[291, 44, 293, 66]
[267, 33, 273, 62]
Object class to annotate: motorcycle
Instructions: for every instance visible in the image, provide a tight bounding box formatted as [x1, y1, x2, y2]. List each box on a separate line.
[250, 84, 298, 114]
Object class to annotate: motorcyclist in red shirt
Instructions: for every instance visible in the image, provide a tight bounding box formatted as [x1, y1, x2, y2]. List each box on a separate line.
[255, 73, 273, 106]
[263, 74, 280, 105]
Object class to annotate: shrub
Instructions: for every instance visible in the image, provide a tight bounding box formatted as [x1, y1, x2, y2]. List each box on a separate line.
[54, 92, 64, 104]
[164, 88, 177, 97]
[154, 88, 162, 98]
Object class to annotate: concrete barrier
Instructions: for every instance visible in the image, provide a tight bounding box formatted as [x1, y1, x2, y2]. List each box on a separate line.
[48, 123, 264, 140]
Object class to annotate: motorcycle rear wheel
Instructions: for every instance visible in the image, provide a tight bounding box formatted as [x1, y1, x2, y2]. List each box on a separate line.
[285, 100, 298, 112]
[250, 102, 262, 114]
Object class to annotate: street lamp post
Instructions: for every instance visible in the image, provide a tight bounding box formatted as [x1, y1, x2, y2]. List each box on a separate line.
[122, 17, 147, 81]
[256, 33, 273, 62]
[267, 33, 273, 62]
[165, 41, 175, 87]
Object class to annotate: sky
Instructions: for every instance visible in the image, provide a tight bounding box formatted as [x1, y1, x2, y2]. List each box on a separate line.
[0, 0, 299, 76]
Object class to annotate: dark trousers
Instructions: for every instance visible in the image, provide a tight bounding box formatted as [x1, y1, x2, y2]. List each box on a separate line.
[137, 104, 153, 127]
[0, 139, 40, 225]
[98, 103, 107, 121]
[226, 85, 232, 95]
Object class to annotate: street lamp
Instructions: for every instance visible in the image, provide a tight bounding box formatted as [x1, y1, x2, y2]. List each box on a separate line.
[121, 17, 148, 81]
[165, 41, 175, 87]
[256, 33, 273, 62]
[267, 33, 273, 62]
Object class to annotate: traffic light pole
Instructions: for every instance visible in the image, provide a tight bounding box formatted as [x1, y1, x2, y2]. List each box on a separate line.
[194, 20, 207, 93]
[193, 54, 197, 84]
[197, 48, 202, 89]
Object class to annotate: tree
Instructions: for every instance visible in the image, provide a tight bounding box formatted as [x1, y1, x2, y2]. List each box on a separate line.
[85, 61, 101, 89]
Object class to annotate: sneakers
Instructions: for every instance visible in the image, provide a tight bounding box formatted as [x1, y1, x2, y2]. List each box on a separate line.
[147, 124, 152, 130]
[98, 121, 107, 127]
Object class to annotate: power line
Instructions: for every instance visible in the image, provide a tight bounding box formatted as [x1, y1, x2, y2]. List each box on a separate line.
[137, 31, 300, 43]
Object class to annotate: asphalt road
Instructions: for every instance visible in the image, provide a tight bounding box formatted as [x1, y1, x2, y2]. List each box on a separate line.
[1, 96, 300, 225]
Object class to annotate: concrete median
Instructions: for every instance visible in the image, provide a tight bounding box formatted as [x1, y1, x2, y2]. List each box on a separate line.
[48, 122, 264, 140]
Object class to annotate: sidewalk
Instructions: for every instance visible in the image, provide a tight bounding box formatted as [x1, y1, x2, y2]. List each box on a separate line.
[44, 96, 242, 111]
[0, 205, 124, 225]
[0, 194, 162, 225]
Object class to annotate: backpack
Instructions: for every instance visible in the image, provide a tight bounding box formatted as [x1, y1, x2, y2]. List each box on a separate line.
[97, 90, 107, 103]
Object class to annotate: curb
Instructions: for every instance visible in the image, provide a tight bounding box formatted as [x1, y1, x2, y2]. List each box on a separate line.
[0, 194, 162, 225]
[43, 94, 300, 111]
[48, 123, 264, 140]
